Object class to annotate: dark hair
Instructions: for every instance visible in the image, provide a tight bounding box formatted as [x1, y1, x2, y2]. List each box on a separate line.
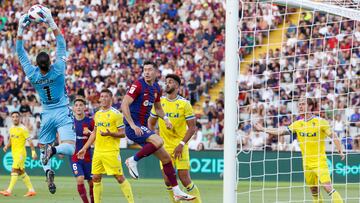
[100, 88, 113, 97]
[11, 111, 20, 116]
[36, 52, 50, 72]
[166, 74, 181, 85]
[143, 61, 156, 68]
[74, 96, 86, 105]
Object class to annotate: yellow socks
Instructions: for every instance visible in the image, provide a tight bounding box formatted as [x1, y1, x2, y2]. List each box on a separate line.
[186, 182, 202, 203]
[7, 173, 19, 192]
[311, 192, 323, 203]
[20, 173, 34, 192]
[119, 179, 134, 203]
[93, 181, 103, 203]
[329, 189, 343, 203]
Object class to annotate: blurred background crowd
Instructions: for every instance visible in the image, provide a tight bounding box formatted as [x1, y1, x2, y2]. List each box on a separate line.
[0, 0, 359, 152]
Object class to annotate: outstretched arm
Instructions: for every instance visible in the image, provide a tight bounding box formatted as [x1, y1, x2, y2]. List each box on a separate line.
[329, 133, 345, 160]
[16, 14, 35, 78]
[254, 123, 290, 136]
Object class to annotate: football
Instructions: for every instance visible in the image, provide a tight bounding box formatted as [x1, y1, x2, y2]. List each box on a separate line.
[28, 4, 49, 23]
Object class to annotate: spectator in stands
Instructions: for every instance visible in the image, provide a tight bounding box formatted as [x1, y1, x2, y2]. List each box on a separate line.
[350, 108, 360, 127]
[8, 98, 20, 113]
[202, 122, 215, 149]
[188, 122, 203, 151]
[250, 131, 266, 150]
[19, 99, 31, 116]
[0, 98, 9, 118]
[341, 135, 353, 151]
[333, 114, 345, 137]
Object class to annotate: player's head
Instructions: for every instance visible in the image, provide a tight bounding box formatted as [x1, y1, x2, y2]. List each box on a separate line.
[11, 111, 21, 125]
[99, 88, 113, 109]
[142, 61, 157, 83]
[73, 96, 86, 116]
[298, 97, 317, 114]
[165, 74, 181, 94]
[36, 52, 51, 72]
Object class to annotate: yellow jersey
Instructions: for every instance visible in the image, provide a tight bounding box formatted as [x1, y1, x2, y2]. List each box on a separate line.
[9, 124, 30, 156]
[94, 107, 124, 153]
[288, 116, 331, 167]
[151, 96, 195, 149]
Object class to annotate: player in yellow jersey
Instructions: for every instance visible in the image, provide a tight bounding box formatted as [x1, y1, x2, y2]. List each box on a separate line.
[77, 89, 134, 203]
[148, 74, 202, 203]
[0, 111, 37, 197]
[255, 98, 344, 203]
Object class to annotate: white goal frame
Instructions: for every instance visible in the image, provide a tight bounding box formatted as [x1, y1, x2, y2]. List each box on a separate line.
[223, 0, 360, 202]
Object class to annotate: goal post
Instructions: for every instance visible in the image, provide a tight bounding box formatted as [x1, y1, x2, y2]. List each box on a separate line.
[224, 0, 239, 203]
[225, 0, 360, 202]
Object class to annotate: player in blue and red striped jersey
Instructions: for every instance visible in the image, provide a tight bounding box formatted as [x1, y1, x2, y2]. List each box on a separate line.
[121, 61, 195, 201]
[72, 97, 94, 203]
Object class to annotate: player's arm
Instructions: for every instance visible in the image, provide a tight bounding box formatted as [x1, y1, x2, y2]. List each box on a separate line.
[148, 115, 158, 131]
[254, 122, 290, 136]
[330, 133, 345, 160]
[16, 15, 36, 78]
[174, 118, 197, 159]
[27, 138, 37, 160]
[43, 7, 67, 73]
[154, 101, 172, 129]
[3, 140, 10, 152]
[121, 95, 137, 127]
[100, 127, 125, 138]
[77, 127, 96, 159]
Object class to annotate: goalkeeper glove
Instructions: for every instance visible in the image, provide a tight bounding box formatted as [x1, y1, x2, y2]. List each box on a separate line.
[42, 7, 58, 30]
[17, 14, 30, 37]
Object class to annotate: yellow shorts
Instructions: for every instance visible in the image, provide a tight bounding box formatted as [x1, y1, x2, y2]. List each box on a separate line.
[304, 164, 332, 186]
[160, 145, 190, 170]
[12, 154, 26, 170]
[92, 151, 123, 175]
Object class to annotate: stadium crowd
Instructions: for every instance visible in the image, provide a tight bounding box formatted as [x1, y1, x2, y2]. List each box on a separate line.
[238, 8, 360, 152]
[2, 0, 358, 152]
[0, 0, 229, 150]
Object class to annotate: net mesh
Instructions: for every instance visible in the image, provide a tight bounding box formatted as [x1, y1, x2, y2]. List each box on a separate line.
[237, 0, 360, 202]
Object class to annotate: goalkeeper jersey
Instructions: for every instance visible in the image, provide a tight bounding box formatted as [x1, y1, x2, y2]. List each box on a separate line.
[16, 35, 68, 110]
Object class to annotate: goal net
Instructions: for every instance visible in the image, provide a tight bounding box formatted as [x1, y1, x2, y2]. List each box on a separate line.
[235, 0, 360, 202]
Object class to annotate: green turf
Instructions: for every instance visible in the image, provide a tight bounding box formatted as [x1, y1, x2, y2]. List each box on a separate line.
[0, 176, 358, 203]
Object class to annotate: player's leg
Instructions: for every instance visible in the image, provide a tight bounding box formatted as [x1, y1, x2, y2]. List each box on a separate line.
[114, 175, 134, 203]
[177, 146, 202, 202]
[92, 152, 105, 203]
[72, 161, 89, 203]
[305, 168, 323, 203]
[125, 129, 163, 179]
[43, 108, 76, 163]
[160, 169, 178, 203]
[87, 179, 94, 203]
[319, 167, 343, 203]
[84, 161, 94, 203]
[105, 151, 134, 203]
[20, 169, 36, 197]
[38, 111, 57, 194]
[92, 174, 103, 203]
[0, 167, 21, 196]
[153, 147, 196, 201]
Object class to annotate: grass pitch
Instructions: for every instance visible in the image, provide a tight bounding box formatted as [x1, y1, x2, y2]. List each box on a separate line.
[0, 176, 358, 202]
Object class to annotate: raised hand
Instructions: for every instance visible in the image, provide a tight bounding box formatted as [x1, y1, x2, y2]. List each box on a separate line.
[17, 14, 31, 37]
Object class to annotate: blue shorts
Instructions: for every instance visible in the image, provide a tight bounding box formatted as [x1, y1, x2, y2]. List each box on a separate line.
[39, 106, 76, 144]
[70, 160, 92, 180]
[125, 125, 155, 146]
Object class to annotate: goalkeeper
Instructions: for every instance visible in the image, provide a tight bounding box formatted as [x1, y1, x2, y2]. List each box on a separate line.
[254, 98, 344, 203]
[16, 10, 75, 194]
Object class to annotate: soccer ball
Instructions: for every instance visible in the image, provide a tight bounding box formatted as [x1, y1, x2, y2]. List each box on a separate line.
[28, 4, 49, 23]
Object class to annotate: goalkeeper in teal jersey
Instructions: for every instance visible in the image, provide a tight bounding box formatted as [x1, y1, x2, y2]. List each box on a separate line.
[16, 11, 75, 194]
